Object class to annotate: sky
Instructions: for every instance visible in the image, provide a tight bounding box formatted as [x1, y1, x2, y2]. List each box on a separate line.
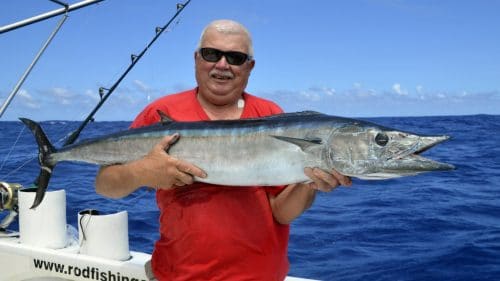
[1, 0, 499, 121]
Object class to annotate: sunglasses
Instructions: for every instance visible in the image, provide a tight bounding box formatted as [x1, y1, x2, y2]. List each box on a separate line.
[198, 47, 252, 66]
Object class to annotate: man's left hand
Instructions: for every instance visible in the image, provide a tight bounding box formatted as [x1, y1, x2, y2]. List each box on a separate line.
[304, 167, 352, 192]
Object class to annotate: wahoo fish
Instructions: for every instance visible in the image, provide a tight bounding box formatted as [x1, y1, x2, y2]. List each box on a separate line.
[20, 111, 454, 209]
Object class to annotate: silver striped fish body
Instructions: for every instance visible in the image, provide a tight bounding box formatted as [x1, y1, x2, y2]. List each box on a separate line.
[51, 112, 337, 186]
[48, 111, 454, 184]
[20, 111, 455, 209]
[170, 125, 331, 186]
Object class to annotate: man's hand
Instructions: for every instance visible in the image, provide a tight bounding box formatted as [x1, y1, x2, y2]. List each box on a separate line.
[304, 167, 352, 192]
[269, 168, 351, 224]
[141, 134, 207, 189]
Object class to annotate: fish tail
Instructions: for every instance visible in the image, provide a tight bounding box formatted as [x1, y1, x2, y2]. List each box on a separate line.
[19, 118, 57, 209]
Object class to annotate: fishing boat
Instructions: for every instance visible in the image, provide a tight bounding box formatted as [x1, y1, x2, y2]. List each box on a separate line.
[0, 1, 317, 280]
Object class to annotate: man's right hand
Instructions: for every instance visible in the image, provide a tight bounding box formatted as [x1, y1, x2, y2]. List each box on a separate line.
[142, 134, 207, 189]
[95, 134, 207, 198]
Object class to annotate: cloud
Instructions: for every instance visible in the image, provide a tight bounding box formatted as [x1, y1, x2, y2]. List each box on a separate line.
[132, 80, 156, 102]
[133, 79, 152, 93]
[17, 89, 40, 109]
[325, 88, 336, 96]
[84, 89, 101, 103]
[50, 87, 75, 105]
[258, 85, 500, 117]
[392, 83, 408, 96]
[5, 81, 499, 121]
[295, 87, 334, 101]
[299, 90, 321, 102]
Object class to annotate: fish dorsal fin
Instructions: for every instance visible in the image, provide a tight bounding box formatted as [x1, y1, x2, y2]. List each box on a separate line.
[272, 135, 323, 151]
[262, 111, 324, 120]
[157, 110, 173, 124]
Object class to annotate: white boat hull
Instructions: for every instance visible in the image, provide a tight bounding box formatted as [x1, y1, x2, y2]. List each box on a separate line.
[0, 234, 152, 281]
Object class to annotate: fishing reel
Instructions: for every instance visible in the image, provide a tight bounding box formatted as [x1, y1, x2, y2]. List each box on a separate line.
[0, 182, 21, 230]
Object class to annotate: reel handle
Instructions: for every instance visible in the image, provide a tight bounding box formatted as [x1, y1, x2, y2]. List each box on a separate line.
[1, 182, 22, 211]
[0, 182, 22, 230]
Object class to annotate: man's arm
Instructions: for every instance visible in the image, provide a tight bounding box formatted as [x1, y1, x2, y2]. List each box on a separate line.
[269, 168, 352, 225]
[95, 134, 207, 198]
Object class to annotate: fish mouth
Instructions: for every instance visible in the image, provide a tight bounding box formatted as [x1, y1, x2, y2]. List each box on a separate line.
[392, 135, 455, 173]
[413, 135, 450, 155]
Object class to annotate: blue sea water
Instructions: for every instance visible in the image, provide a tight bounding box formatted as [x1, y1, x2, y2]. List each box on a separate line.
[1, 115, 499, 280]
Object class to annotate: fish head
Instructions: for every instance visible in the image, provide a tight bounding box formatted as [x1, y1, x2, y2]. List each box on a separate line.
[327, 123, 455, 179]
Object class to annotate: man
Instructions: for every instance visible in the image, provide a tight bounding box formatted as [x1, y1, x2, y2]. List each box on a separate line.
[95, 19, 351, 280]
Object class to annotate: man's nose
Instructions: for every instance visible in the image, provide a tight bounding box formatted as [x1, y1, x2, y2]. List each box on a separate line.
[214, 55, 230, 69]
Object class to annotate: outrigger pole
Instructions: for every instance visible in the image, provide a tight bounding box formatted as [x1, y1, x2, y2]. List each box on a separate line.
[63, 0, 192, 145]
[0, 0, 104, 119]
[0, 0, 104, 34]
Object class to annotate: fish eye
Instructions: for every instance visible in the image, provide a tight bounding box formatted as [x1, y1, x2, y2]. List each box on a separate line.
[375, 133, 389, 146]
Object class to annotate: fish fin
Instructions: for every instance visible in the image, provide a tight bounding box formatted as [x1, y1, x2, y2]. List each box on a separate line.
[19, 118, 57, 209]
[261, 111, 324, 120]
[32, 168, 52, 208]
[271, 135, 323, 151]
[157, 110, 173, 123]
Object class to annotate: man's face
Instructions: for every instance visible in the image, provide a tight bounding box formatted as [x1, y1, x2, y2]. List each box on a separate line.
[195, 29, 255, 106]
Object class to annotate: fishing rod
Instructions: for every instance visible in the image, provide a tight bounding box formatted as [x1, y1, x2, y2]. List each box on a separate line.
[64, 0, 192, 146]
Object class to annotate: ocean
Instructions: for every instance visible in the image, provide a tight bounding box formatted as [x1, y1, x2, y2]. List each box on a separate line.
[1, 115, 499, 280]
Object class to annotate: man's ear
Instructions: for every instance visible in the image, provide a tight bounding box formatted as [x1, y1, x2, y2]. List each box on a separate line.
[248, 59, 255, 71]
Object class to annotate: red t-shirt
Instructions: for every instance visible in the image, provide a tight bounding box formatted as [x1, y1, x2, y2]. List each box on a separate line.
[131, 88, 290, 280]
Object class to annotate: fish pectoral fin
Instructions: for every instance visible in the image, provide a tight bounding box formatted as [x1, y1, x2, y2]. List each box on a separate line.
[271, 135, 323, 151]
[157, 110, 174, 124]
